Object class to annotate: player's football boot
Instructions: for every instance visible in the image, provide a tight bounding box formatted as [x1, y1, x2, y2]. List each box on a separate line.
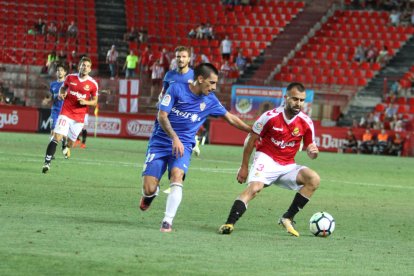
[80, 143, 86, 149]
[42, 163, 50, 174]
[160, 221, 172, 233]
[62, 147, 71, 159]
[218, 224, 234, 234]
[73, 140, 81, 148]
[278, 218, 300, 237]
[192, 145, 201, 156]
[139, 197, 151, 211]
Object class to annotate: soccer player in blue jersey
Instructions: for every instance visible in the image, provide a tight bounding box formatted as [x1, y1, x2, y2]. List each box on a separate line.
[49, 63, 68, 154]
[139, 63, 251, 232]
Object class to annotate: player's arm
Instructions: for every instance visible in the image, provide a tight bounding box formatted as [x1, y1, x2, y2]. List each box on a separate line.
[58, 85, 68, 100]
[223, 111, 252, 133]
[237, 132, 259, 184]
[306, 143, 319, 159]
[158, 110, 184, 158]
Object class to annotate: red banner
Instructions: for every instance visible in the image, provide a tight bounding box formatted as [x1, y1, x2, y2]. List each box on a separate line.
[0, 105, 39, 132]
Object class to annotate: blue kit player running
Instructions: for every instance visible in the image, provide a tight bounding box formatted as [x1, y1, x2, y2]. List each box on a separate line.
[49, 63, 68, 154]
[139, 63, 251, 232]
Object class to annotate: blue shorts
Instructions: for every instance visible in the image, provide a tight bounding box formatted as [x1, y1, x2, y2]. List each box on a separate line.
[142, 146, 192, 181]
[51, 110, 60, 130]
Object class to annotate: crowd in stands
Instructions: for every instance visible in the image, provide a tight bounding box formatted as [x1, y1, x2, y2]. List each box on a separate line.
[188, 23, 214, 40]
[340, 127, 405, 156]
[30, 18, 78, 41]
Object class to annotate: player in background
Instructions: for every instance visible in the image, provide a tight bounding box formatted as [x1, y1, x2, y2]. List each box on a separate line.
[219, 82, 320, 237]
[139, 63, 251, 232]
[49, 63, 68, 154]
[42, 57, 98, 173]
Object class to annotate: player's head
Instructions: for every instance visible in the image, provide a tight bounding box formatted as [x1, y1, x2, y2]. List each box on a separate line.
[174, 46, 191, 71]
[193, 63, 219, 96]
[78, 56, 92, 77]
[55, 63, 67, 80]
[284, 82, 306, 117]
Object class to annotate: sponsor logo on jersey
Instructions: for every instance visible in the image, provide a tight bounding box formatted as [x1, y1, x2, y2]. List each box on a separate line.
[292, 127, 300, 136]
[171, 107, 201, 122]
[271, 137, 296, 148]
[272, 126, 283, 131]
[70, 82, 77, 86]
[84, 84, 90, 91]
[161, 95, 171, 106]
[69, 90, 87, 99]
[200, 102, 206, 111]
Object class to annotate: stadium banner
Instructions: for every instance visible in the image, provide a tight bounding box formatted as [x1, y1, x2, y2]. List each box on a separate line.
[230, 85, 314, 124]
[119, 79, 139, 113]
[84, 112, 155, 139]
[0, 105, 39, 132]
[38, 108, 52, 133]
[209, 119, 413, 156]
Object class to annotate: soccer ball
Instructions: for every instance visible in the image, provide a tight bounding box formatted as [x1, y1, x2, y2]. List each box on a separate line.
[309, 212, 335, 237]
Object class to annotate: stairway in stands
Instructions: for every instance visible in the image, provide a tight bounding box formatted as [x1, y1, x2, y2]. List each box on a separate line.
[238, 0, 329, 85]
[339, 36, 414, 126]
[95, 0, 128, 77]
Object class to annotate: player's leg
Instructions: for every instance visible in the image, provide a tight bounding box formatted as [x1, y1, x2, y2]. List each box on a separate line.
[192, 135, 201, 156]
[63, 121, 85, 159]
[160, 149, 191, 232]
[219, 181, 265, 234]
[140, 150, 168, 211]
[43, 115, 70, 173]
[80, 128, 87, 148]
[277, 166, 320, 237]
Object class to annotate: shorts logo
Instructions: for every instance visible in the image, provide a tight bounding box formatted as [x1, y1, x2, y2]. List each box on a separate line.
[292, 127, 300, 136]
[161, 95, 171, 106]
[200, 102, 206, 111]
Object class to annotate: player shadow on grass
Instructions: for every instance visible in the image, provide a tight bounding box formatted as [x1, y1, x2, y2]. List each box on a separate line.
[60, 214, 138, 227]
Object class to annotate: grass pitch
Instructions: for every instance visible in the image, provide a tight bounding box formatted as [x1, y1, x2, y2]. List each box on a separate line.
[0, 131, 413, 275]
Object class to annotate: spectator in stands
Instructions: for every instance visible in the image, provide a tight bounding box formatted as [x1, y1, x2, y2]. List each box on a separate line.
[389, 10, 401, 26]
[196, 24, 204, 39]
[138, 27, 148, 43]
[57, 50, 67, 65]
[339, 129, 358, 154]
[189, 47, 198, 68]
[67, 21, 78, 38]
[123, 50, 139, 79]
[57, 21, 66, 39]
[411, 10, 414, 26]
[359, 128, 374, 154]
[389, 80, 402, 98]
[220, 60, 236, 83]
[354, 45, 366, 63]
[106, 45, 119, 80]
[235, 51, 247, 73]
[220, 35, 232, 60]
[68, 50, 80, 73]
[150, 59, 165, 99]
[34, 18, 46, 35]
[376, 45, 389, 66]
[392, 114, 405, 132]
[124, 27, 138, 42]
[140, 46, 151, 80]
[159, 48, 171, 73]
[47, 22, 58, 39]
[203, 23, 214, 40]
[373, 128, 390, 155]
[384, 103, 398, 121]
[366, 44, 377, 63]
[389, 133, 404, 156]
[188, 28, 196, 39]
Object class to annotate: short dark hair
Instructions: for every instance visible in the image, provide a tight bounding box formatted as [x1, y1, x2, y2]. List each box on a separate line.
[175, 46, 191, 55]
[287, 82, 305, 92]
[55, 63, 67, 72]
[194, 63, 218, 80]
[80, 56, 92, 65]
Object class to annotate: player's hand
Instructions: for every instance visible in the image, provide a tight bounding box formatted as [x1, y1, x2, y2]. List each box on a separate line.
[58, 91, 67, 100]
[236, 166, 248, 184]
[78, 98, 87, 105]
[307, 143, 319, 159]
[172, 137, 184, 158]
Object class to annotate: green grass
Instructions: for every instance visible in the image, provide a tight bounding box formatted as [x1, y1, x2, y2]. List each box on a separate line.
[0, 131, 413, 275]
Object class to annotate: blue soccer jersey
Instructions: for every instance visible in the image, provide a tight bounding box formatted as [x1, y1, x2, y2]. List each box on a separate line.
[162, 68, 194, 92]
[50, 80, 64, 113]
[149, 82, 227, 149]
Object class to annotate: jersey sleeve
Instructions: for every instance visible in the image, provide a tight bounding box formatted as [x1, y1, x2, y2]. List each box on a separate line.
[208, 94, 227, 117]
[159, 85, 176, 113]
[302, 118, 316, 148]
[252, 111, 273, 136]
[162, 71, 170, 92]
[63, 75, 70, 88]
[91, 81, 99, 98]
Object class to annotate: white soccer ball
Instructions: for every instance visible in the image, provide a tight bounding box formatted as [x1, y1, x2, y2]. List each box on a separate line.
[309, 212, 335, 237]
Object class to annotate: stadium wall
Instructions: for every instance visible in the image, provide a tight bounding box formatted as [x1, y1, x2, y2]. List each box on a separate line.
[1, 105, 413, 156]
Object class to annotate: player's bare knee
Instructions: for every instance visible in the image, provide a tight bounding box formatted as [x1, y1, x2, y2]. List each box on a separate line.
[170, 168, 185, 183]
[299, 169, 320, 191]
[142, 176, 159, 195]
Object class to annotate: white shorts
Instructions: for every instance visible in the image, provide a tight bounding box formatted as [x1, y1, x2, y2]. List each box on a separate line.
[54, 115, 84, 141]
[247, 151, 306, 191]
[84, 114, 89, 126]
